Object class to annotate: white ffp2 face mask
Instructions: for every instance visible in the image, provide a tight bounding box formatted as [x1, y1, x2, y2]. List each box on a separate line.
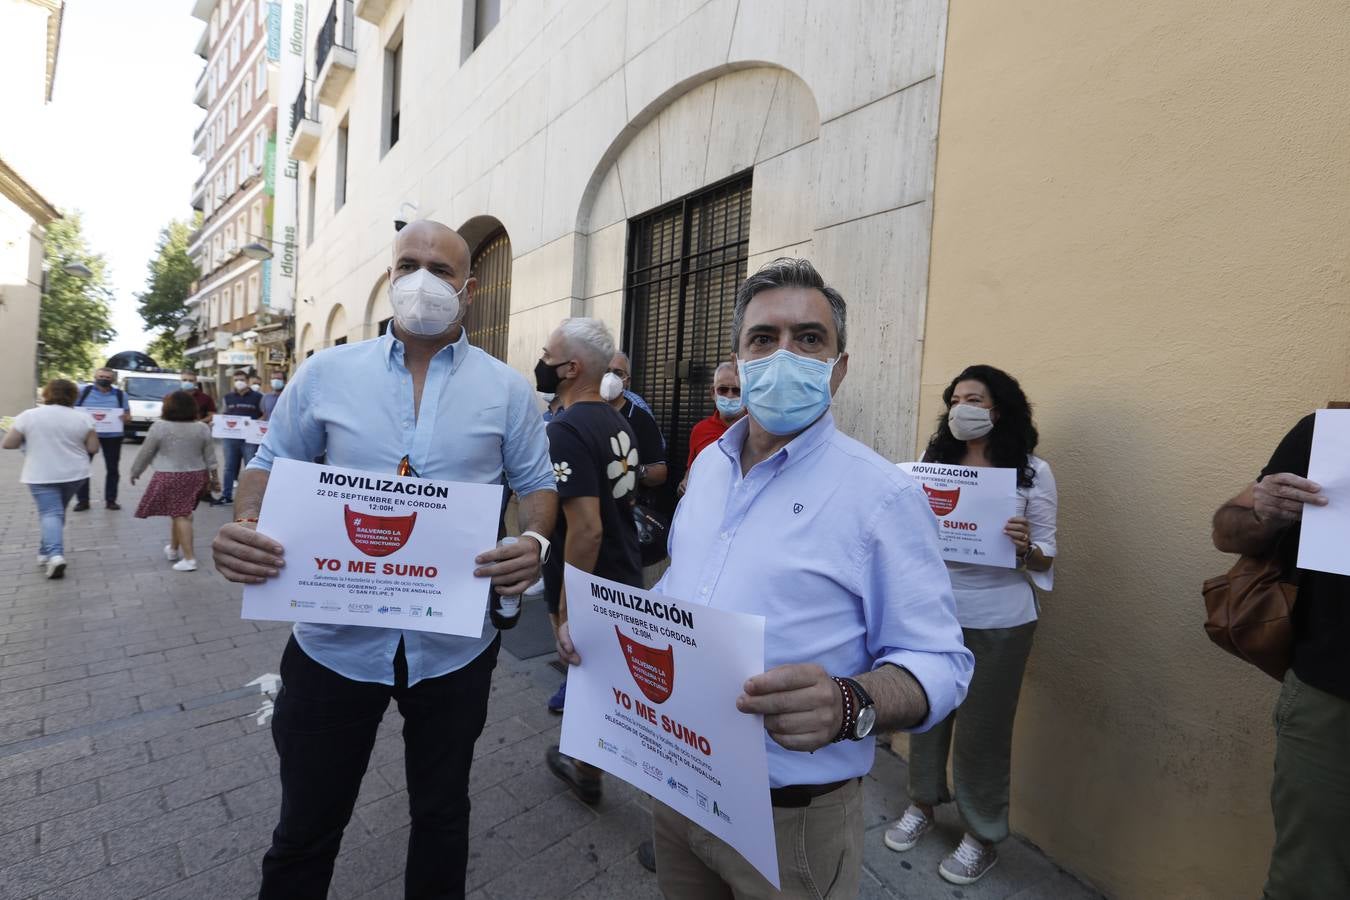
[599, 372, 624, 402]
[948, 403, 994, 441]
[389, 268, 467, 336]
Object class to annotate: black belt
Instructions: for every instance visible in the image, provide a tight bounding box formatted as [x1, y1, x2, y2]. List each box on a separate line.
[769, 777, 857, 809]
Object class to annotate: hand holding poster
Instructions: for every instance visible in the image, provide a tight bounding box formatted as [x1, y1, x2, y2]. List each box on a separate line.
[241, 458, 504, 637]
[898, 462, 1020, 568]
[559, 566, 779, 888]
[1297, 409, 1350, 576]
[212, 415, 253, 439]
[81, 408, 123, 434]
[243, 418, 270, 445]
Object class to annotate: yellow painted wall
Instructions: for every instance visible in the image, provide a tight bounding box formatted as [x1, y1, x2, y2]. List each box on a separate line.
[918, 2, 1350, 896]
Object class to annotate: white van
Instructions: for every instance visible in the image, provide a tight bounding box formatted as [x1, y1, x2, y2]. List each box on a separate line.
[119, 371, 188, 441]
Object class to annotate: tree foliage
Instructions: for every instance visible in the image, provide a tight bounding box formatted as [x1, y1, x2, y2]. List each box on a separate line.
[146, 331, 186, 370]
[38, 212, 115, 382]
[137, 218, 199, 334]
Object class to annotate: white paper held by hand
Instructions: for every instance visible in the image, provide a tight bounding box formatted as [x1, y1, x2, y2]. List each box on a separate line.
[1297, 409, 1350, 577]
[558, 565, 779, 888]
[241, 459, 504, 637]
[898, 462, 1020, 568]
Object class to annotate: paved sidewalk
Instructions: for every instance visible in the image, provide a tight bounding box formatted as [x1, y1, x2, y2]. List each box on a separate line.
[0, 450, 1100, 899]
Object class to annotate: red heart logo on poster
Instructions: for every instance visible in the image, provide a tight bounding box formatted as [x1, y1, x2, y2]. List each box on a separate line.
[258, 424, 268, 436]
[226, 419, 238, 428]
[616, 625, 675, 704]
[92, 412, 107, 421]
[923, 484, 961, 517]
[343, 504, 417, 557]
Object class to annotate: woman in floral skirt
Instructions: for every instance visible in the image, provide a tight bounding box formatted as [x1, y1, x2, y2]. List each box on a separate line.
[130, 390, 219, 572]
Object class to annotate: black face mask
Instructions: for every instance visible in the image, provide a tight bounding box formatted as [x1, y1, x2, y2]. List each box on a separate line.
[95, 378, 113, 388]
[534, 358, 567, 394]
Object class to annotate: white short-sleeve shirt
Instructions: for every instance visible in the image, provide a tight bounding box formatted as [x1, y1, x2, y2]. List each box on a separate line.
[946, 455, 1058, 629]
[12, 405, 94, 484]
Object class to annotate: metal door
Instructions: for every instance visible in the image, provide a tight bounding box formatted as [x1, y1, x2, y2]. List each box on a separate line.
[624, 172, 752, 485]
[468, 229, 511, 362]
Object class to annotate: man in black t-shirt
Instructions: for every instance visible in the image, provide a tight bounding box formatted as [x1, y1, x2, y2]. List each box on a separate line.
[533, 318, 641, 806]
[1212, 412, 1349, 899]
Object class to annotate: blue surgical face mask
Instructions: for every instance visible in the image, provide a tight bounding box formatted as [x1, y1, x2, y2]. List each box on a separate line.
[271, 378, 285, 391]
[737, 349, 837, 436]
[714, 395, 743, 417]
[181, 380, 196, 391]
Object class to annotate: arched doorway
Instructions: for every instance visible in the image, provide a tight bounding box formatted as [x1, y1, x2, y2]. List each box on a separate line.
[298, 322, 314, 359]
[364, 273, 392, 338]
[324, 304, 348, 347]
[466, 227, 511, 362]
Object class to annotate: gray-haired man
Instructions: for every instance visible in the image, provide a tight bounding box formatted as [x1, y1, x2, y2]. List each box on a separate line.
[535, 317, 644, 802]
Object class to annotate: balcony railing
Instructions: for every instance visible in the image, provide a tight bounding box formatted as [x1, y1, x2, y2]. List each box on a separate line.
[314, 0, 355, 79]
[290, 78, 317, 136]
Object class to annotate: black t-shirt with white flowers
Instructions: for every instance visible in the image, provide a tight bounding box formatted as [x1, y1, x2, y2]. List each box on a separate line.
[543, 401, 642, 609]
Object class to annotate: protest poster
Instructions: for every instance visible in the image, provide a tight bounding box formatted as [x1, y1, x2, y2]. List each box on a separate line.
[212, 415, 252, 439]
[80, 408, 123, 434]
[898, 462, 1020, 568]
[243, 418, 270, 445]
[242, 458, 503, 637]
[1297, 408, 1350, 576]
[559, 565, 778, 887]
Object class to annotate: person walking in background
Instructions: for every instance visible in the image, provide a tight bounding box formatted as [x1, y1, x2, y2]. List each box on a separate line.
[1212, 414, 1349, 899]
[260, 370, 286, 420]
[129, 391, 219, 573]
[885, 364, 1057, 885]
[2, 379, 99, 579]
[211, 369, 264, 507]
[73, 366, 130, 511]
[678, 360, 744, 494]
[181, 369, 216, 422]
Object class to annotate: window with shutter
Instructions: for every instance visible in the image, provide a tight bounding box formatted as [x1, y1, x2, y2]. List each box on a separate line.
[624, 171, 752, 483]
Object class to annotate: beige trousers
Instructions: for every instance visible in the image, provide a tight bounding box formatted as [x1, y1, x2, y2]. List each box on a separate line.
[653, 778, 864, 899]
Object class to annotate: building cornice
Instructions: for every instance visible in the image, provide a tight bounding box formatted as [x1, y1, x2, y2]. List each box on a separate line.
[21, 0, 64, 103]
[0, 156, 60, 225]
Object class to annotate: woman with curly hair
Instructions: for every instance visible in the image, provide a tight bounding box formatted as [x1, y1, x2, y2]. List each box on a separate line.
[884, 364, 1058, 885]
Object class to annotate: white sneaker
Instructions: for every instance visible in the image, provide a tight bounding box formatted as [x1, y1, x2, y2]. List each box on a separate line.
[884, 804, 934, 852]
[523, 578, 545, 597]
[172, 558, 198, 572]
[36, 554, 49, 568]
[164, 544, 181, 562]
[46, 555, 66, 579]
[938, 834, 998, 885]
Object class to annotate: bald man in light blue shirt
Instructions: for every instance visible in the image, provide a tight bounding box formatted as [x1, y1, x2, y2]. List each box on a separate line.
[213, 221, 557, 898]
[642, 258, 973, 898]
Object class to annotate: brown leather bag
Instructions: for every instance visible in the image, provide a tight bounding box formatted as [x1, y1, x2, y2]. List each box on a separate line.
[1202, 549, 1297, 681]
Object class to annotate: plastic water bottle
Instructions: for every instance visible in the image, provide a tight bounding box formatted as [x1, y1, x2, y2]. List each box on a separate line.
[490, 537, 522, 630]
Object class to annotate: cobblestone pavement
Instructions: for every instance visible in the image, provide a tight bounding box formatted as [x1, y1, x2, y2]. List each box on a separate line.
[0, 450, 1100, 899]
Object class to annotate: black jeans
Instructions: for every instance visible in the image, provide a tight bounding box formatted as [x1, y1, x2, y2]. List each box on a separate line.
[76, 436, 122, 504]
[259, 635, 501, 900]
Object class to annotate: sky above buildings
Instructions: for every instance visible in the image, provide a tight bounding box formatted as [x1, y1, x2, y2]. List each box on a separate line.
[27, 1, 203, 356]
